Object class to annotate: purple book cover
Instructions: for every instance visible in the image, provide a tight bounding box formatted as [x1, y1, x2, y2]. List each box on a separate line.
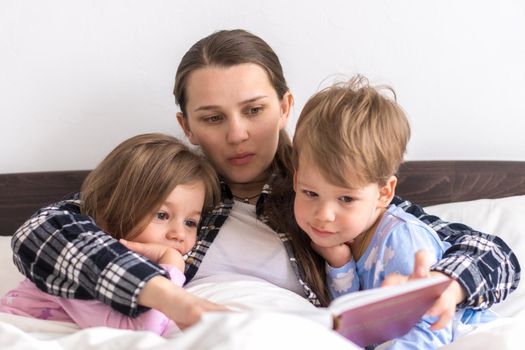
[334, 278, 451, 348]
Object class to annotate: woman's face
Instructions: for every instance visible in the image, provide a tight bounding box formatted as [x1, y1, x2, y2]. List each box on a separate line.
[177, 63, 292, 185]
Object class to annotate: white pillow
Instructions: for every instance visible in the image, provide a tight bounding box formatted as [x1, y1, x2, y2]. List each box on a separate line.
[0, 236, 25, 296]
[425, 195, 525, 317]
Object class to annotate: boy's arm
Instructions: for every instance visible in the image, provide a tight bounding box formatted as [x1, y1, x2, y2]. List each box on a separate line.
[374, 225, 453, 349]
[391, 195, 521, 309]
[326, 259, 359, 299]
[11, 197, 169, 318]
[376, 317, 451, 350]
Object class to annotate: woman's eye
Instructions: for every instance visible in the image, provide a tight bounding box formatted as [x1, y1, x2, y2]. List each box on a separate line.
[339, 196, 353, 203]
[204, 115, 222, 123]
[246, 106, 262, 115]
[156, 212, 169, 221]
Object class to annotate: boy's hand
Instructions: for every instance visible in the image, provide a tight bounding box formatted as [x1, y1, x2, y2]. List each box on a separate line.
[381, 250, 466, 330]
[120, 239, 185, 271]
[311, 241, 352, 268]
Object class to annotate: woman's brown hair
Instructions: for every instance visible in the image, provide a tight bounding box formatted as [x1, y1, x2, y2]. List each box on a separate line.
[173, 29, 331, 306]
[174, 29, 293, 175]
[80, 133, 220, 240]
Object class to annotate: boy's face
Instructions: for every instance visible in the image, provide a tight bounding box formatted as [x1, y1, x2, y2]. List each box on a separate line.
[133, 181, 204, 255]
[294, 156, 389, 249]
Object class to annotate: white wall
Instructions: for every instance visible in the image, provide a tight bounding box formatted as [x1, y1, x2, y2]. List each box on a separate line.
[1, 0, 524, 173]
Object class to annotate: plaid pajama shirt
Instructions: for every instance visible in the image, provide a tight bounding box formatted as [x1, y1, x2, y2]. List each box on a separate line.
[11, 181, 520, 317]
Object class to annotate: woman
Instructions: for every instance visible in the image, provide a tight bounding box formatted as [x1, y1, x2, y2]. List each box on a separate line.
[11, 29, 520, 330]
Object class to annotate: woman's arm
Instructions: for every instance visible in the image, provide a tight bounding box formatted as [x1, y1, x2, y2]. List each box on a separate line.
[11, 196, 169, 317]
[391, 195, 521, 309]
[55, 265, 184, 334]
[119, 239, 229, 329]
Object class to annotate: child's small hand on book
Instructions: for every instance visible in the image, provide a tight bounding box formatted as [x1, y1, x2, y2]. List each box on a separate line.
[328, 274, 452, 347]
[381, 250, 466, 330]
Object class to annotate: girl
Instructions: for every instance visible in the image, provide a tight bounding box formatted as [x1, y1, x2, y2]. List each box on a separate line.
[10, 29, 519, 330]
[2, 133, 222, 334]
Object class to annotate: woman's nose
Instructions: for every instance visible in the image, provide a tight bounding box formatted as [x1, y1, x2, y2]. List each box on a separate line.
[226, 117, 249, 144]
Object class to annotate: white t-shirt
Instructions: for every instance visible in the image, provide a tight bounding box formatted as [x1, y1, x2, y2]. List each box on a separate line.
[185, 200, 305, 297]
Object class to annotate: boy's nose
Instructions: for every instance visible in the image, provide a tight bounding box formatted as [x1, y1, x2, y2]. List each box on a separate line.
[314, 203, 336, 222]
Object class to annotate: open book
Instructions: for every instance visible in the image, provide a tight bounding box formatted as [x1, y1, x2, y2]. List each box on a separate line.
[304, 275, 451, 347]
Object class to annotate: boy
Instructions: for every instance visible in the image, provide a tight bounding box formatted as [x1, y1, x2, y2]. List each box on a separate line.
[292, 76, 495, 349]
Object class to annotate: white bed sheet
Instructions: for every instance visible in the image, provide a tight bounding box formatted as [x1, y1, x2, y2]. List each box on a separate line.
[1, 195, 524, 349]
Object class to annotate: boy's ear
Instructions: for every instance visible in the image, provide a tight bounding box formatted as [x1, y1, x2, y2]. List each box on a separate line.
[278, 91, 293, 130]
[378, 175, 397, 207]
[177, 112, 198, 145]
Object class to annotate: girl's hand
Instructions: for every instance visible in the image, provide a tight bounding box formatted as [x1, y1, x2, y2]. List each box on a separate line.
[381, 250, 466, 330]
[138, 275, 229, 329]
[311, 241, 352, 268]
[120, 239, 185, 271]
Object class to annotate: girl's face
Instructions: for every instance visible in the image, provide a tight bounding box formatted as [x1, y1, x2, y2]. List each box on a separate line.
[177, 63, 292, 185]
[293, 156, 392, 249]
[133, 181, 205, 255]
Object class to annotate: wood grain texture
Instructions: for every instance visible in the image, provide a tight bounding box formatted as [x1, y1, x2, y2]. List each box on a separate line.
[1, 161, 525, 236]
[0, 170, 89, 236]
[396, 161, 525, 206]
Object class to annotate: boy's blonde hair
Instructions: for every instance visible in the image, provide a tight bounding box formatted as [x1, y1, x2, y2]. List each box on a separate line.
[80, 133, 220, 240]
[293, 76, 410, 188]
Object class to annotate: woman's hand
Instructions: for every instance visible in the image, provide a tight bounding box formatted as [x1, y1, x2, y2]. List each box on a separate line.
[120, 239, 185, 271]
[381, 250, 466, 330]
[311, 241, 352, 268]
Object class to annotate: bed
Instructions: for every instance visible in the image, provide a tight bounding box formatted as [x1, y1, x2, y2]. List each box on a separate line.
[1, 161, 524, 349]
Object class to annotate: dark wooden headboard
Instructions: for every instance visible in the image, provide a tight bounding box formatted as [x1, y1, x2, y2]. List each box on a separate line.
[1, 161, 525, 236]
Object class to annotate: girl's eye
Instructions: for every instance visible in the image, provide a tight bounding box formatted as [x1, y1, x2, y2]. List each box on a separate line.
[203, 115, 223, 123]
[184, 219, 198, 228]
[339, 196, 353, 203]
[156, 212, 170, 221]
[245, 106, 262, 116]
[302, 190, 318, 198]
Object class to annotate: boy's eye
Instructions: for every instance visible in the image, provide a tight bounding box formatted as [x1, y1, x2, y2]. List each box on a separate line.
[302, 190, 318, 198]
[339, 196, 353, 203]
[156, 212, 170, 221]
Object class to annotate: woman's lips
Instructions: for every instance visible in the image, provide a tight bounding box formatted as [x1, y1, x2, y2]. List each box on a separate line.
[228, 153, 255, 166]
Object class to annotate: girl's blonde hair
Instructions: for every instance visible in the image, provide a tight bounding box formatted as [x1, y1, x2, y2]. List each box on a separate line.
[293, 76, 411, 187]
[80, 133, 220, 240]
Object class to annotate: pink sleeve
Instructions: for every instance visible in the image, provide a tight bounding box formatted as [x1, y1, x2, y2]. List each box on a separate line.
[56, 265, 185, 335]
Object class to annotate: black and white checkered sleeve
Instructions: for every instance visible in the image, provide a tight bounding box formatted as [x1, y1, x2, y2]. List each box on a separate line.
[392, 195, 521, 309]
[10, 197, 169, 317]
